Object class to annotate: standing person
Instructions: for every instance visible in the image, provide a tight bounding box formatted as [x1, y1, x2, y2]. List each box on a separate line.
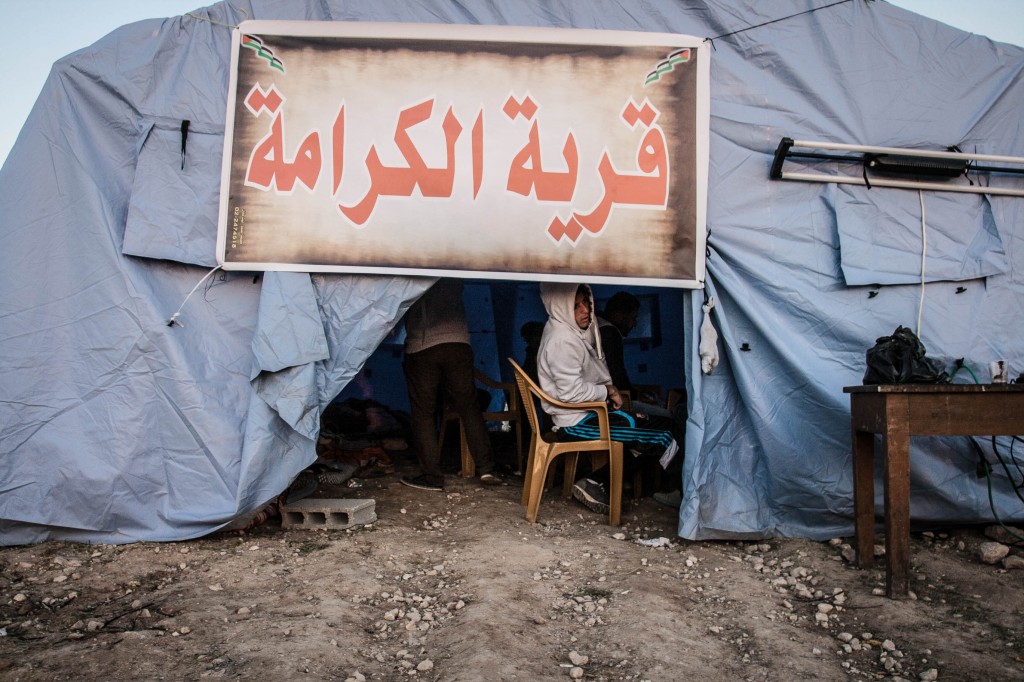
[401, 278, 502, 491]
[536, 283, 677, 514]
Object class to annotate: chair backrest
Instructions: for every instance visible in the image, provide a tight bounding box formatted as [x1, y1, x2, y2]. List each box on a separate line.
[508, 358, 545, 436]
[474, 368, 519, 420]
[509, 356, 614, 439]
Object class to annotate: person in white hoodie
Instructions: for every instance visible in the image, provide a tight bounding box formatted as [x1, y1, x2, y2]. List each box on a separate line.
[537, 283, 677, 514]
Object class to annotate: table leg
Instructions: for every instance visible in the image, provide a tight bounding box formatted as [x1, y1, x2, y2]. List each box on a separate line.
[883, 396, 911, 598]
[852, 428, 875, 568]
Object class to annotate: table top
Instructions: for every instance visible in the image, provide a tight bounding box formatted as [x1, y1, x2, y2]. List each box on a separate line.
[844, 383, 1024, 394]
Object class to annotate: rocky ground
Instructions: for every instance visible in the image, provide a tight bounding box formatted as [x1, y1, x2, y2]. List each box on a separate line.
[2, 465, 1024, 681]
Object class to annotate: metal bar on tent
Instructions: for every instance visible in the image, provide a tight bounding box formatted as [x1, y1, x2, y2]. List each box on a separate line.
[788, 139, 1024, 165]
[770, 137, 1024, 196]
[779, 172, 1024, 197]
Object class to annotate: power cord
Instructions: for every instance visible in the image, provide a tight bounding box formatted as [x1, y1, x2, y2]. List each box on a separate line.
[949, 358, 980, 384]
[975, 435, 1024, 545]
[166, 265, 223, 328]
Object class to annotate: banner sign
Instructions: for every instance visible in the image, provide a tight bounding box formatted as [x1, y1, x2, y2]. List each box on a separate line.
[217, 21, 709, 288]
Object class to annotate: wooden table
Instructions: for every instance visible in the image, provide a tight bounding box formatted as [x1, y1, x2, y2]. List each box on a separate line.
[844, 384, 1024, 598]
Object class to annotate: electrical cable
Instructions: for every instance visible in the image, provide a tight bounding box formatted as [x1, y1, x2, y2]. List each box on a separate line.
[992, 435, 1024, 498]
[949, 360, 981, 384]
[916, 189, 926, 336]
[1008, 435, 1024, 485]
[971, 434, 1024, 545]
[985, 460, 1024, 546]
[166, 265, 223, 328]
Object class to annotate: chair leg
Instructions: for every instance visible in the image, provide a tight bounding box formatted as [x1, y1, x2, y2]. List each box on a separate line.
[607, 444, 623, 526]
[525, 453, 552, 523]
[562, 452, 579, 499]
[520, 434, 539, 506]
[459, 423, 475, 479]
[520, 451, 534, 507]
[514, 421, 524, 475]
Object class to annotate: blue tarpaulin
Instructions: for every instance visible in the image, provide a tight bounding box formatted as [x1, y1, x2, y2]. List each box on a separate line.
[2, 0, 1022, 544]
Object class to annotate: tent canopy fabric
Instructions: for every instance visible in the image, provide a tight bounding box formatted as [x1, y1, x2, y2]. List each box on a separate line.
[2, 0, 1022, 544]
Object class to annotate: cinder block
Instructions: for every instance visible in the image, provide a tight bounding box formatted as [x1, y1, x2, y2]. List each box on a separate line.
[280, 498, 376, 530]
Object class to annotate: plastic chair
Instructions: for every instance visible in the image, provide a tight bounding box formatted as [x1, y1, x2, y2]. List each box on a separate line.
[508, 358, 623, 526]
[438, 368, 524, 478]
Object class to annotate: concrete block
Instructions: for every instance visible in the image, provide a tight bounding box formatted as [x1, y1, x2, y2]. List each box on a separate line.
[280, 498, 376, 530]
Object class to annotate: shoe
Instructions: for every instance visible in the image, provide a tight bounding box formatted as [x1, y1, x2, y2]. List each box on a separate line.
[479, 473, 502, 486]
[572, 478, 610, 515]
[653, 490, 682, 508]
[400, 475, 444, 492]
[285, 470, 317, 504]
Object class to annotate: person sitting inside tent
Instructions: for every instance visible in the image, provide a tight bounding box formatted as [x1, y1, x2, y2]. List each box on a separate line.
[596, 291, 675, 420]
[536, 282, 678, 514]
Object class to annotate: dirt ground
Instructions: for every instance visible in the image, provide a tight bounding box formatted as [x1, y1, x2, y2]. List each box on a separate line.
[3, 452, 1024, 682]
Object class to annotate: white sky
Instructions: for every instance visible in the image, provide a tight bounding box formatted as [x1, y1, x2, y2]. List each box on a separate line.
[0, 0, 1022, 168]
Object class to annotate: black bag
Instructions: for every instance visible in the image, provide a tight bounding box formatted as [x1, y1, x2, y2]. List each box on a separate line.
[863, 326, 949, 385]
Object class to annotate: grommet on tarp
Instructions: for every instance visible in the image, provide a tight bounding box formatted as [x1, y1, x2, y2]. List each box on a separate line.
[180, 120, 190, 170]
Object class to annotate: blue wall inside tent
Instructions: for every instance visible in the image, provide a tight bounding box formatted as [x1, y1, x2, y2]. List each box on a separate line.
[1, 0, 1022, 545]
[345, 281, 688, 415]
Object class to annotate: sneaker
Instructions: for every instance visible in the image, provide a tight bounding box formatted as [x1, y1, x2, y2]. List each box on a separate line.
[479, 473, 503, 486]
[572, 478, 610, 515]
[653, 489, 682, 509]
[400, 475, 444, 492]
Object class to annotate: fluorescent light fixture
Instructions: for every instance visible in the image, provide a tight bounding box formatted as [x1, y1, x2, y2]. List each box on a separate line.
[770, 138, 1024, 197]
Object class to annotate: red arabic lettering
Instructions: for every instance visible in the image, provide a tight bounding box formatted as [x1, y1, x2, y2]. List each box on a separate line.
[471, 111, 484, 200]
[238, 87, 671, 240]
[548, 98, 668, 243]
[332, 104, 345, 195]
[338, 99, 463, 225]
[244, 83, 283, 116]
[244, 84, 321, 193]
[504, 95, 578, 202]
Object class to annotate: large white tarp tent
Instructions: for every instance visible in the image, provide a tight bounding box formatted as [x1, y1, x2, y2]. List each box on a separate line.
[2, 0, 1022, 544]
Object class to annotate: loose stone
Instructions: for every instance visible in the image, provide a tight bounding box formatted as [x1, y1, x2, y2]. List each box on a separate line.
[978, 542, 1010, 564]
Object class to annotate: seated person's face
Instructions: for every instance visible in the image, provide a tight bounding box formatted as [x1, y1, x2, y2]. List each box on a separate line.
[620, 309, 639, 336]
[574, 290, 591, 330]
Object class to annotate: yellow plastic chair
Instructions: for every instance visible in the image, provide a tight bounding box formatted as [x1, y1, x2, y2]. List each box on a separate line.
[508, 358, 623, 526]
[438, 368, 524, 478]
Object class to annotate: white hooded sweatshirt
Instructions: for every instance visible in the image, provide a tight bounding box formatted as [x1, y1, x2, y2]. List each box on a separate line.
[537, 282, 613, 428]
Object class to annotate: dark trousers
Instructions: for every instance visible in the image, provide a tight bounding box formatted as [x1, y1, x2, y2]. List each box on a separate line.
[404, 343, 493, 482]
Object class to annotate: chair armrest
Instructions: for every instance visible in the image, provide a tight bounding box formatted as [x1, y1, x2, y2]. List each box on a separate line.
[473, 369, 506, 389]
[474, 369, 519, 416]
[541, 396, 613, 441]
